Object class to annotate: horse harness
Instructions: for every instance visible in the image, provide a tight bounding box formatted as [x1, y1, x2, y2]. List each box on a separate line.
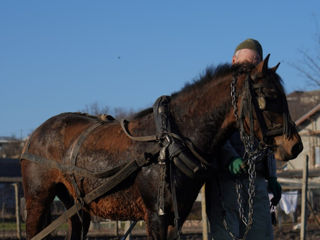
[231, 64, 294, 146]
[21, 115, 152, 240]
[225, 65, 294, 240]
[21, 64, 294, 240]
[121, 95, 211, 239]
[21, 99, 209, 240]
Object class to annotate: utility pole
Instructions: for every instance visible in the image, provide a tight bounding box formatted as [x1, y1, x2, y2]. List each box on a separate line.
[300, 155, 309, 240]
[201, 185, 209, 240]
[12, 183, 21, 239]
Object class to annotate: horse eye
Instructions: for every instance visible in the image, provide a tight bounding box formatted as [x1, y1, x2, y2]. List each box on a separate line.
[257, 96, 266, 110]
[264, 89, 278, 99]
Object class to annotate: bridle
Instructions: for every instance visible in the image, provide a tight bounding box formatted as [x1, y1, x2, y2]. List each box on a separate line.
[232, 70, 294, 148]
[226, 67, 294, 240]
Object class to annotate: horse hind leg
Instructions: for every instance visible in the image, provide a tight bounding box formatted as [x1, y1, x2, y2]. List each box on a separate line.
[21, 162, 56, 239]
[56, 183, 91, 240]
[24, 196, 53, 240]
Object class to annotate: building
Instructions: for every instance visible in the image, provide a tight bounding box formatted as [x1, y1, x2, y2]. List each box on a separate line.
[285, 90, 320, 170]
[0, 136, 24, 158]
[0, 158, 22, 217]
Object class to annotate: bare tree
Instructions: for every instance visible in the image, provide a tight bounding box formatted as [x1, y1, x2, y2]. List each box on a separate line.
[113, 107, 135, 119]
[81, 102, 135, 119]
[293, 20, 320, 87]
[82, 102, 110, 116]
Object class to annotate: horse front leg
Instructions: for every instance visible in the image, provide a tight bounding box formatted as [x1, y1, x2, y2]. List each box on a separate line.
[56, 183, 91, 240]
[64, 210, 91, 240]
[145, 213, 168, 240]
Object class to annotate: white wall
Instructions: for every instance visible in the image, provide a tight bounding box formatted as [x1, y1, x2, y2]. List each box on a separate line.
[287, 112, 320, 170]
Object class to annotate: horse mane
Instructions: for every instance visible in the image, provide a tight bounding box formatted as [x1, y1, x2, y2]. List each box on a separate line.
[131, 65, 232, 120]
[132, 64, 253, 120]
[132, 107, 153, 119]
[170, 63, 266, 99]
[171, 64, 232, 98]
[132, 62, 284, 120]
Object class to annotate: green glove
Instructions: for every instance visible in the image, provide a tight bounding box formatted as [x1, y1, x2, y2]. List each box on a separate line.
[268, 177, 282, 206]
[228, 158, 244, 175]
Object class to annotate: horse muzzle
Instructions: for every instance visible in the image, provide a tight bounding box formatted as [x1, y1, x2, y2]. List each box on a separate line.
[274, 134, 303, 161]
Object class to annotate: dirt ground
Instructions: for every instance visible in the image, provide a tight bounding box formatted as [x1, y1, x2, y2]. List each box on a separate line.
[1, 219, 319, 240]
[273, 224, 320, 240]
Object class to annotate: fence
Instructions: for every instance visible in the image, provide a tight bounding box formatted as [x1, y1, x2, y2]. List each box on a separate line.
[0, 177, 23, 239]
[0, 178, 205, 239]
[2, 156, 320, 240]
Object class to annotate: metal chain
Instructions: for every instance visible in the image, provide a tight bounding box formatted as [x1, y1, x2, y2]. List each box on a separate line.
[231, 75, 239, 121]
[235, 179, 246, 223]
[232, 73, 256, 229]
[239, 135, 258, 223]
[246, 153, 256, 228]
[234, 139, 257, 240]
[238, 133, 269, 239]
[224, 74, 268, 240]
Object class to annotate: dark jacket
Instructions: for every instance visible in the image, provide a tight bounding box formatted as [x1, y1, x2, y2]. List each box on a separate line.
[219, 131, 276, 178]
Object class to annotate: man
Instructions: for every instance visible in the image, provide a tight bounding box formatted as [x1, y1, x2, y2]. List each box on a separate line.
[205, 38, 282, 240]
[232, 38, 262, 65]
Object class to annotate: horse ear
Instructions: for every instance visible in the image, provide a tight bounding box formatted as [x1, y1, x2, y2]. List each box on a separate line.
[271, 62, 280, 73]
[256, 54, 270, 74]
[251, 54, 270, 80]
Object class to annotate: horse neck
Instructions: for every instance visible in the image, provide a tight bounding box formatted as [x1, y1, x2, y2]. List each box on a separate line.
[170, 73, 240, 156]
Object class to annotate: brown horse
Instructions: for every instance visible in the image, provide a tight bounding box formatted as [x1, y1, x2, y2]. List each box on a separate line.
[21, 55, 302, 240]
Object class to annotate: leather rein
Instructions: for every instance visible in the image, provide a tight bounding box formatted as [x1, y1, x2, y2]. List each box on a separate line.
[232, 71, 294, 148]
[225, 68, 294, 240]
[120, 119, 210, 167]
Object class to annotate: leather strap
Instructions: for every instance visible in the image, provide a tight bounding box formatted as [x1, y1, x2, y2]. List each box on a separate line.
[120, 119, 211, 168]
[21, 152, 127, 179]
[120, 119, 158, 142]
[30, 156, 151, 240]
[120, 221, 138, 240]
[170, 162, 181, 240]
[69, 122, 103, 167]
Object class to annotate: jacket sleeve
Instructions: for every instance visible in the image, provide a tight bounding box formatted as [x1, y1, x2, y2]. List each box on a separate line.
[220, 139, 241, 169]
[267, 154, 277, 178]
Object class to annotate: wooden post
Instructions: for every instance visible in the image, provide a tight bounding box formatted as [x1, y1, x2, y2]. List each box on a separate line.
[300, 155, 309, 240]
[124, 221, 131, 240]
[12, 183, 21, 239]
[201, 185, 209, 240]
[115, 220, 119, 237]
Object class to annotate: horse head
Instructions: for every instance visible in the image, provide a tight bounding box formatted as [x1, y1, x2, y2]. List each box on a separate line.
[233, 54, 303, 161]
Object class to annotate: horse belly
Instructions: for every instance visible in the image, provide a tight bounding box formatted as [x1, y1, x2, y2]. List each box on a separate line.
[88, 189, 146, 221]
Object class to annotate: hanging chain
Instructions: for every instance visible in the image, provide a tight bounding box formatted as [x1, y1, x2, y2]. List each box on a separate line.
[231, 75, 239, 121]
[232, 74, 256, 229]
[224, 73, 269, 240]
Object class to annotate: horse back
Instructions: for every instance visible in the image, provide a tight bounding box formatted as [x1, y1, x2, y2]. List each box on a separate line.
[21, 112, 160, 220]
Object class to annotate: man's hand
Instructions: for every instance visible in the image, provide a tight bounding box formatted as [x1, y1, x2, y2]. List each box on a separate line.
[228, 158, 245, 175]
[268, 177, 282, 206]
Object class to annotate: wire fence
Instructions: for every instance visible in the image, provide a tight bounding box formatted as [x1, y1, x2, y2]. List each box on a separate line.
[1, 180, 320, 240]
[0, 182, 204, 239]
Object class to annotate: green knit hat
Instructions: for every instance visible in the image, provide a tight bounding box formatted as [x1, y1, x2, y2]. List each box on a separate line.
[234, 38, 263, 59]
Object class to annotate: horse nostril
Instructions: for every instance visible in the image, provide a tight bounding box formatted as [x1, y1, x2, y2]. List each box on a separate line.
[292, 142, 303, 157]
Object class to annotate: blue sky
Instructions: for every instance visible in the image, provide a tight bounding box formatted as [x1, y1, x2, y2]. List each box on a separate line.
[1, 1, 320, 138]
